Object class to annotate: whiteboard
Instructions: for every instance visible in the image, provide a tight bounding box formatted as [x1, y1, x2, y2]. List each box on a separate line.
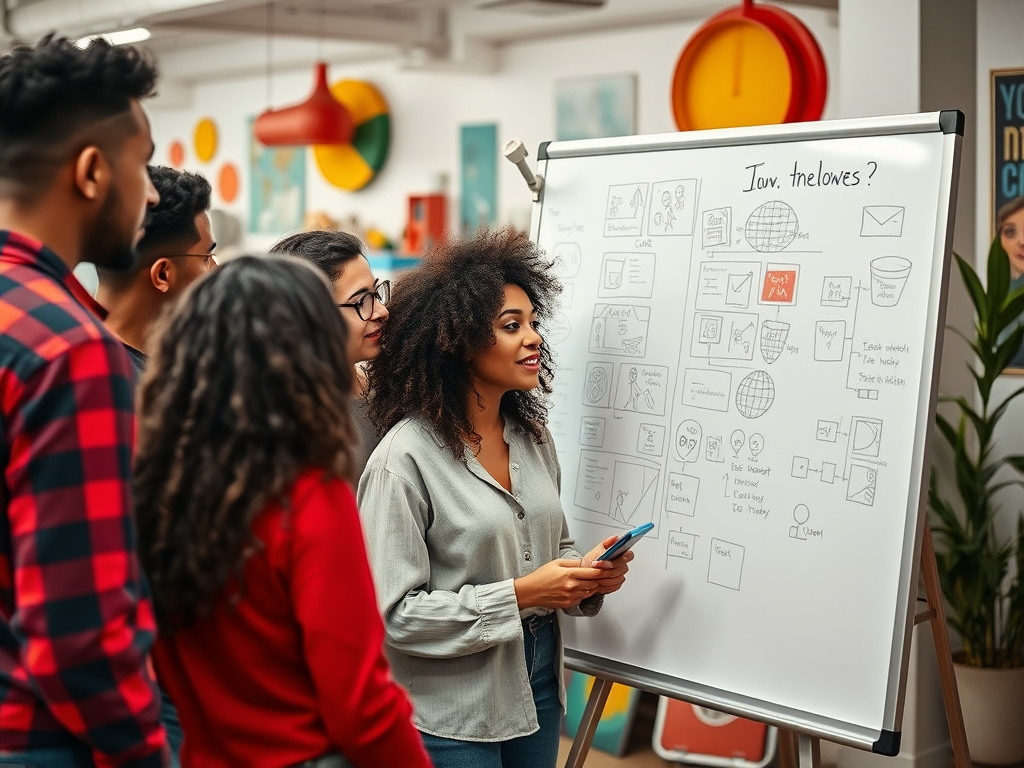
[532, 113, 962, 754]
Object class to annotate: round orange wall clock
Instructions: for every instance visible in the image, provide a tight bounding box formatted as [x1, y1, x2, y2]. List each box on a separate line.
[671, 0, 827, 131]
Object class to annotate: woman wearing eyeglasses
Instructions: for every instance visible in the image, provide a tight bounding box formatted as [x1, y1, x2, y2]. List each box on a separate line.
[270, 230, 390, 471]
[357, 228, 631, 768]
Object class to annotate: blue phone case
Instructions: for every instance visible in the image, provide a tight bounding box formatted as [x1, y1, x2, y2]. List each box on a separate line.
[596, 522, 654, 561]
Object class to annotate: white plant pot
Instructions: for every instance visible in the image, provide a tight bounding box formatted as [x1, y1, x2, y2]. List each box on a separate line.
[953, 662, 1024, 765]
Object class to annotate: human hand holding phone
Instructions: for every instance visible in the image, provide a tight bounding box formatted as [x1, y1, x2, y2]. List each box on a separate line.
[579, 527, 647, 596]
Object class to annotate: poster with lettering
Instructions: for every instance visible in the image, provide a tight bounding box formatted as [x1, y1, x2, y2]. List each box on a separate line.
[992, 69, 1024, 236]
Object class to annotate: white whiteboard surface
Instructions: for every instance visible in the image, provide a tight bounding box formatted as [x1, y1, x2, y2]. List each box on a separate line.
[534, 113, 961, 754]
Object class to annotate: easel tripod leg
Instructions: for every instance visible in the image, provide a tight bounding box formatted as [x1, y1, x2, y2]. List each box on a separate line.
[796, 733, 821, 768]
[920, 525, 971, 768]
[563, 677, 613, 768]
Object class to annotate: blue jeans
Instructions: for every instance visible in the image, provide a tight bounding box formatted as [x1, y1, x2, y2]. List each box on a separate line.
[0, 743, 94, 767]
[160, 689, 183, 768]
[421, 614, 562, 768]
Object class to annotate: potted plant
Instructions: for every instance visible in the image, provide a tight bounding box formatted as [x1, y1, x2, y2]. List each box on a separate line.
[929, 239, 1024, 765]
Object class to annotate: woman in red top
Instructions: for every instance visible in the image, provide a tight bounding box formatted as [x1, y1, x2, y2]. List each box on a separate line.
[132, 255, 432, 768]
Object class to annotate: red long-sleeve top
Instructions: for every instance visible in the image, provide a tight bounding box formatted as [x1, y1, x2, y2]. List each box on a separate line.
[153, 469, 432, 768]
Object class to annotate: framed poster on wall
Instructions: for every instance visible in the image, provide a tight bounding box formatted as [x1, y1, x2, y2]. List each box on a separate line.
[991, 70, 1024, 374]
[992, 69, 1024, 236]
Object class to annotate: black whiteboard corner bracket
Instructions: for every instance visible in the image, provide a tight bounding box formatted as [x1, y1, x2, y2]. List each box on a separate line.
[872, 729, 901, 756]
[939, 110, 966, 136]
[538, 141, 552, 161]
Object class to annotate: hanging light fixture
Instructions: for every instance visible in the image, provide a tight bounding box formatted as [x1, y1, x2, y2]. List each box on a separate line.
[254, 62, 354, 146]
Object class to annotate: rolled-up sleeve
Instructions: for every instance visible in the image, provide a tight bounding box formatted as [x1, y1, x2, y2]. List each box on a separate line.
[358, 466, 522, 659]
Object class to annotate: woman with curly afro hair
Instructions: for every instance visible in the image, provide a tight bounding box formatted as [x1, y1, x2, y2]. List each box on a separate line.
[358, 227, 632, 768]
[133, 256, 431, 768]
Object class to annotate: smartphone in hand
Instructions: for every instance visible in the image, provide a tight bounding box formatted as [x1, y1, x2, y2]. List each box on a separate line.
[595, 522, 654, 562]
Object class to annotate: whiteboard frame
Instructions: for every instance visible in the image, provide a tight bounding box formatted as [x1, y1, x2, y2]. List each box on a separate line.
[529, 112, 963, 755]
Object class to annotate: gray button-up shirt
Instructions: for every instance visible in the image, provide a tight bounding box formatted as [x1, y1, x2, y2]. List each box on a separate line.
[356, 415, 600, 742]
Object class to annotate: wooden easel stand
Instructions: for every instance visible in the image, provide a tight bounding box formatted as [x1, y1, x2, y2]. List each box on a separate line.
[564, 525, 971, 768]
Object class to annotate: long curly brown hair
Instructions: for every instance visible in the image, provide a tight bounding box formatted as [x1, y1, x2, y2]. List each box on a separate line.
[365, 227, 560, 457]
[134, 255, 357, 629]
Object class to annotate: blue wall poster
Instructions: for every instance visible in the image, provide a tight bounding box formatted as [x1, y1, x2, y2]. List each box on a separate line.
[460, 123, 498, 232]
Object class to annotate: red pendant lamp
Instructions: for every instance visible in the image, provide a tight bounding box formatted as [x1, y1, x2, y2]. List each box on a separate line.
[255, 63, 354, 146]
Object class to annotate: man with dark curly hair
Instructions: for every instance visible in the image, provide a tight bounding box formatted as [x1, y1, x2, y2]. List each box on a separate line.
[97, 166, 216, 377]
[0, 35, 167, 768]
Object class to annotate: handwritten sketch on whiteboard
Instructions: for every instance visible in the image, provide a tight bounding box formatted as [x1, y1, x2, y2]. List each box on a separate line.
[535, 123, 954, 745]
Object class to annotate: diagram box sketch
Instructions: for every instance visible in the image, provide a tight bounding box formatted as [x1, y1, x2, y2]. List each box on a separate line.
[605, 183, 648, 237]
[561, 283, 575, 308]
[702, 207, 731, 248]
[590, 305, 650, 357]
[647, 179, 698, 236]
[579, 417, 606, 448]
[615, 364, 669, 416]
[814, 321, 846, 361]
[681, 368, 732, 412]
[582, 361, 615, 408]
[727, 273, 754, 307]
[708, 538, 745, 591]
[637, 423, 666, 457]
[847, 464, 878, 506]
[668, 530, 697, 560]
[792, 456, 809, 479]
[705, 435, 724, 463]
[744, 201, 799, 253]
[598, 252, 656, 298]
[611, 462, 660, 525]
[666, 473, 699, 517]
[695, 261, 761, 311]
[816, 420, 839, 442]
[759, 264, 799, 305]
[698, 315, 723, 344]
[552, 242, 581, 278]
[821, 276, 852, 307]
[851, 417, 883, 457]
[821, 462, 836, 484]
[858, 389, 879, 400]
[575, 452, 613, 514]
[691, 311, 758, 361]
[861, 205, 905, 237]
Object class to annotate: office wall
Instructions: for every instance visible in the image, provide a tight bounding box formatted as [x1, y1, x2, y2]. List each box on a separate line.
[147, 6, 840, 252]
[977, 0, 1024, 546]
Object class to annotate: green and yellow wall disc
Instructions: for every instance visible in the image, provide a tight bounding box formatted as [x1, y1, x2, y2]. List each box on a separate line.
[314, 80, 390, 191]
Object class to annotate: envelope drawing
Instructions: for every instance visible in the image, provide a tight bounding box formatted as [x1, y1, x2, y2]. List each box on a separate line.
[860, 205, 905, 237]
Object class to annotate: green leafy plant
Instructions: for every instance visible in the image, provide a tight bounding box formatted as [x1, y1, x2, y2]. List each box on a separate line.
[929, 238, 1024, 668]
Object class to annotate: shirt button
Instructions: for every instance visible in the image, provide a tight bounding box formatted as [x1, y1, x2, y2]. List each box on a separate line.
[517, 511, 525, 520]
[511, 463, 520, 472]
[524, 551, 532, 561]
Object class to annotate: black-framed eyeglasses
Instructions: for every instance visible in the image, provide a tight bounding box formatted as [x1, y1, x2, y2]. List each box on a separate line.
[338, 280, 391, 321]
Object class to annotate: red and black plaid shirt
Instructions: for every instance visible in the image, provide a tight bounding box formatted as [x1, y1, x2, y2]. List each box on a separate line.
[0, 231, 164, 767]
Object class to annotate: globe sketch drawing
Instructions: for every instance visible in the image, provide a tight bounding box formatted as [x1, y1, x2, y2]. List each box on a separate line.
[736, 370, 776, 418]
[585, 366, 608, 403]
[745, 201, 799, 252]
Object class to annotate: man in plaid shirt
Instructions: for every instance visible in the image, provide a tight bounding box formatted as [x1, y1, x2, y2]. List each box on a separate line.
[0, 36, 167, 767]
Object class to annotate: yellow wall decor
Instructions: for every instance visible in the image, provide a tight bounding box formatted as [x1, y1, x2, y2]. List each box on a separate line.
[194, 118, 218, 163]
[313, 80, 390, 191]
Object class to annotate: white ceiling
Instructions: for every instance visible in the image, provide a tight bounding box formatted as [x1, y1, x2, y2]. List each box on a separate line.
[1, 0, 838, 82]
